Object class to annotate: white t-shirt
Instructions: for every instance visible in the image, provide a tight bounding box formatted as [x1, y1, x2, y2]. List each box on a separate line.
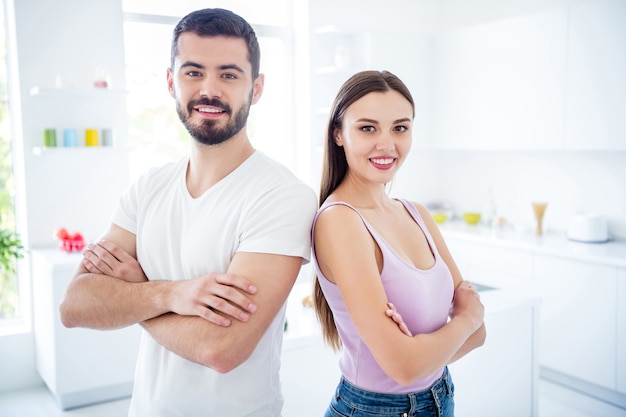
[112, 151, 317, 417]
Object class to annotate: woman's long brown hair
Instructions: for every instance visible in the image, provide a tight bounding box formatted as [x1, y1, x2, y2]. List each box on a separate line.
[313, 70, 415, 351]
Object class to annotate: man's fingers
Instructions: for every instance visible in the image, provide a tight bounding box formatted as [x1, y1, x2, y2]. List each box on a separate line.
[214, 272, 258, 295]
[83, 258, 104, 275]
[97, 239, 128, 262]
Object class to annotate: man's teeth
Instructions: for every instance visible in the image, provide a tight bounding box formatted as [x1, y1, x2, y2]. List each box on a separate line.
[371, 158, 394, 165]
[198, 108, 223, 113]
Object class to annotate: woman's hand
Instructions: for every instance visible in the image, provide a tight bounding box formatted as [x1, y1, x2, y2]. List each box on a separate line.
[450, 281, 485, 333]
[385, 302, 412, 337]
[83, 240, 147, 283]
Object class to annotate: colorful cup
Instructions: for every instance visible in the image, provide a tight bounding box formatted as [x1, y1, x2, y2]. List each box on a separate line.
[85, 129, 99, 147]
[101, 128, 113, 147]
[63, 128, 78, 147]
[43, 128, 57, 147]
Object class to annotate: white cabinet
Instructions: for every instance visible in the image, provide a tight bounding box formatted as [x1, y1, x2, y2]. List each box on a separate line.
[432, 9, 567, 150]
[533, 255, 617, 390]
[444, 235, 533, 295]
[432, 1, 626, 151]
[618, 268, 626, 394]
[32, 249, 141, 410]
[281, 336, 341, 417]
[450, 290, 539, 417]
[564, 0, 626, 150]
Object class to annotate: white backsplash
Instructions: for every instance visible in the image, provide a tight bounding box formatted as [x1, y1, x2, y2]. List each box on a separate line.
[392, 150, 626, 241]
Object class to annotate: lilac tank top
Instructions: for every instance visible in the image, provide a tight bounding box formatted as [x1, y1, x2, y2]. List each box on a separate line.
[311, 199, 454, 393]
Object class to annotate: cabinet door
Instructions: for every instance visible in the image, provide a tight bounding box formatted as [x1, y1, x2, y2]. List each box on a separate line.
[565, 0, 626, 150]
[618, 268, 626, 394]
[281, 337, 341, 417]
[450, 301, 538, 417]
[432, 9, 567, 150]
[444, 236, 533, 295]
[533, 256, 617, 389]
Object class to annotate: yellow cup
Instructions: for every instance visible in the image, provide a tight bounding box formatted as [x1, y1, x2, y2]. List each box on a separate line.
[85, 129, 99, 147]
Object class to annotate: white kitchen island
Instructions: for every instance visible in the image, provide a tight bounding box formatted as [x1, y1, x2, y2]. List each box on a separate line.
[280, 281, 540, 417]
[31, 249, 141, 410]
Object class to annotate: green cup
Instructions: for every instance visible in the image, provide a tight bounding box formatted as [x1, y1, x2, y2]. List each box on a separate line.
[44, 128, 57, 147]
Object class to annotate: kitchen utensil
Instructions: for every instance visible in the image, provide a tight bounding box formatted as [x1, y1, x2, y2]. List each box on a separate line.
[567, 212, 609, 243]
[432, 213, 448, 224]
[531, 202, 548, 236]
[463, 212, 481, 225]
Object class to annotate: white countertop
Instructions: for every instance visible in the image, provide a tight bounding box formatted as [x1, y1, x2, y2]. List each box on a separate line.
[439, 221, 626, 268]
[30, 247, 83, 269]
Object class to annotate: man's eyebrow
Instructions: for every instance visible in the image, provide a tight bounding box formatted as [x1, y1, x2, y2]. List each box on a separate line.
[219, 64, 245, 74]
[179, 62, 246, 74]
[180, 61, 205, 70]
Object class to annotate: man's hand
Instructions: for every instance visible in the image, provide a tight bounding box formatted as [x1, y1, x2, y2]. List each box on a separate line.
[83, 240, 258, 327]
[83, 240, 147, 283]
[166, 273, 258, 327]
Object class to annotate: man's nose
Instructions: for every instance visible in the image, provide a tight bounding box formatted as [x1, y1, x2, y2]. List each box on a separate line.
[199, 76, 222, 98]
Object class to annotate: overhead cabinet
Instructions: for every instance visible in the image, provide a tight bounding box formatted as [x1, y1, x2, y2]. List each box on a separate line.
[564, 0, 626, 150]
[432, 0, 626, 151]
[432, 9, 567, 150]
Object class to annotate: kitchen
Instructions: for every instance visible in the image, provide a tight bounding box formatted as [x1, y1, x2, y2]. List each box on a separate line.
[0, 0, 625, 416]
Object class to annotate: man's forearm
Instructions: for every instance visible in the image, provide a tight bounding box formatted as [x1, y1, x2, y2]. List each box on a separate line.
[60, 273, 171, 330]
[140, 312, 257, 373]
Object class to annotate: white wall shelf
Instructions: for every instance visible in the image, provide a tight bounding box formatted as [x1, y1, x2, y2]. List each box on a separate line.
[29, 86, 127, 97]
[32, 145, 118, 156]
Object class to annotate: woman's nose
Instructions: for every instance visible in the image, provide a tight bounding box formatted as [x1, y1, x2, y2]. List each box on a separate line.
[375, 136, 395, 152]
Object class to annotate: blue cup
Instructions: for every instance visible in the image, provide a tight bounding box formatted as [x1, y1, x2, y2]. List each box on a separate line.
[63, 128, 78, 147]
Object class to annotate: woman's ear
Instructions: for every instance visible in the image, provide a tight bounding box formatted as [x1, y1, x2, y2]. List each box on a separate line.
[334, 129, 343, 146]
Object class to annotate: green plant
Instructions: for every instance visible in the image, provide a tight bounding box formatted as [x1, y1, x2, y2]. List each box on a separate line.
[0, 228, 23, 273]
[0, 229, 23, 319]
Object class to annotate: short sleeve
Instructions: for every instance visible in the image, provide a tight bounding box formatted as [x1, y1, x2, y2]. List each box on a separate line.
[238, 182, 317, 263]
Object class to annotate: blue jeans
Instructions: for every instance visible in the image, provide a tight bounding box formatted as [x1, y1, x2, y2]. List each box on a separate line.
[324, 367, 455, 417]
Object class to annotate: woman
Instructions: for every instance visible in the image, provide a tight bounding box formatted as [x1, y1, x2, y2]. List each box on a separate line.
[311, 70, 486, 417]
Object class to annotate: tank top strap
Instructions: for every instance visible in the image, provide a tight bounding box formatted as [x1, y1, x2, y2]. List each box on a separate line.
[313, 201, 389, 251]
[396, 199, 442, 259]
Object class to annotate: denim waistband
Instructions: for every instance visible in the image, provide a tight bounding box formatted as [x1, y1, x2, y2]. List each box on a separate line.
[335, 367, 452, 413]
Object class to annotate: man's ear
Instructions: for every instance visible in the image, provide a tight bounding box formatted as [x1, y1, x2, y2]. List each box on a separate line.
[251, 73, 265, 105]
[166, 68, 175, 98]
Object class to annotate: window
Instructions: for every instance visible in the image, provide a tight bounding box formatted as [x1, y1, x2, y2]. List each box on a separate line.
[0, 0, 20, 323]
[122, 1, 299, 181]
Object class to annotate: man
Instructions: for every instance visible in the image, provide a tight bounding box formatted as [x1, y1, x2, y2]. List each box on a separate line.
[59, 8, 317, 416]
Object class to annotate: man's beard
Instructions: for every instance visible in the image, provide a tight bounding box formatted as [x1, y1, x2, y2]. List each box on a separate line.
[177, 95, 252, 146]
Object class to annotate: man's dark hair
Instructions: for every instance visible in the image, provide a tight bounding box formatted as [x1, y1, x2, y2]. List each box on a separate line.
[171, 8, 261, 80]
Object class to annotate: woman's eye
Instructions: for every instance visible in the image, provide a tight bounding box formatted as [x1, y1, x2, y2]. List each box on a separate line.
[360, 126, 375, 132]
[394, 125, 409, 132]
